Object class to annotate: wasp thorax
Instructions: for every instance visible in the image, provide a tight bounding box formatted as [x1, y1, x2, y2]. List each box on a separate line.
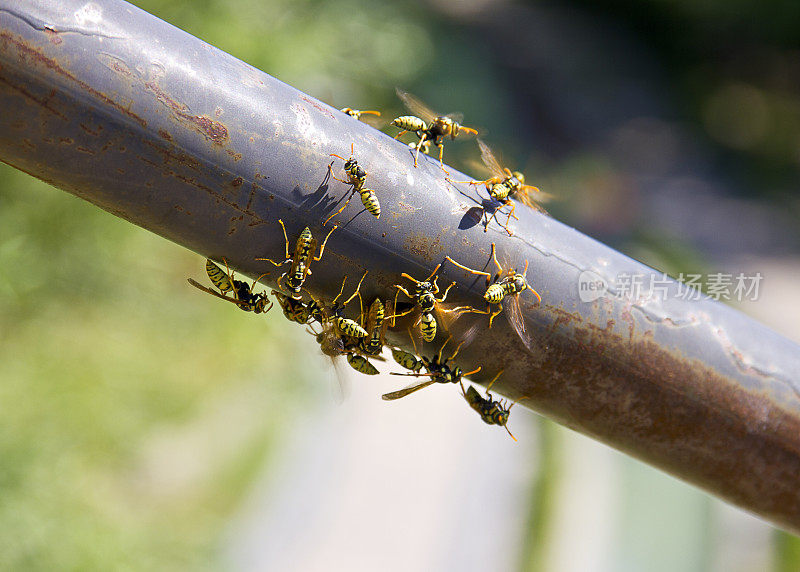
[513, 276, 527, 292]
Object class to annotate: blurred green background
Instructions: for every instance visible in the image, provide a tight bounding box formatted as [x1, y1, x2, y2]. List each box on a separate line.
[2, 0, 800, 569]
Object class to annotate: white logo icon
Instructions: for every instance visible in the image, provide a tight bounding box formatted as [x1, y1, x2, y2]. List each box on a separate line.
[578, 271, 608, 303]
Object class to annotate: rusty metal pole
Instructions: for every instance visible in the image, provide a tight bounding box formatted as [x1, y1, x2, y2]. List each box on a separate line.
[2, 0, 800, 533]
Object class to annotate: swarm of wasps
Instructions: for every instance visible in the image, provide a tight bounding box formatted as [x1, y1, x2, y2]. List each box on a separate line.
[187, 90, 551, 440]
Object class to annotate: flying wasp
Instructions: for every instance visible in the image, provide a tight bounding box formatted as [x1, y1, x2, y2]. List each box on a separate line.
[257, 219, 336, 298]
[461, 371, 517, 441]
[324, 143, 380, 226]
[448, 139, 549, 235]
[382, 336, 481, 401]
[187, 258, 272, 313]
[340, 107, 382, 122]
[388, 263, 473, 343]
[445, 243, 541, 349]
[391, 88, 478, 169]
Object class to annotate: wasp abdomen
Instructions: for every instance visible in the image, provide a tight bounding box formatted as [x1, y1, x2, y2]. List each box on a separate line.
[391, 348, 423, 372]
[392, 116, 426, 132]
[336, 317, 368, 338]
[206, 259, 233, 293]
[489, 182, 511, 202]
[359, 190, 381, 218]
[484, 284, 505, 304]
[420, 312, 437, 342]
[347, 354, 379, 375]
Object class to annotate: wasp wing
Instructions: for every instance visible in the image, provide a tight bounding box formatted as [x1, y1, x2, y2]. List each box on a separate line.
[329, 355, 352, 405]
[187, 278, 249, 309]
[477, 139, 508, 179]
[382, 378, 437, 401]
[504, 294, 533, 350]
[396, 88, 437, 123]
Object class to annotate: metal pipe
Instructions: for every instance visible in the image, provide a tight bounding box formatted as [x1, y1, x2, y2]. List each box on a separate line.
[2, 0, 800, 533]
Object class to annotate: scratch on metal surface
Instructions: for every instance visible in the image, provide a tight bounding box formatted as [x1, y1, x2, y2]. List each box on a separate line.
[713, 326, 799, 397]
[0, 6, 124, 39]
[97, 52, 230, 146]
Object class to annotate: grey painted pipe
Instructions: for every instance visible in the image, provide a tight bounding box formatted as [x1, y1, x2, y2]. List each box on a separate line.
[2, 0, 800, 533]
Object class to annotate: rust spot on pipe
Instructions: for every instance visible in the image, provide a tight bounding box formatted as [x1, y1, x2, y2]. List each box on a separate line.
[79, 123, 103, 136]
[144, 80, 229, 145]
[403, 232, 443, 262]
[158, 129, 173, 142]
[0, 32, 147, 129]
[300, 95, 335, 119]
[143, 140, 201, 171]
[499, 305, 800, 534]
[231, 177, 243, 187]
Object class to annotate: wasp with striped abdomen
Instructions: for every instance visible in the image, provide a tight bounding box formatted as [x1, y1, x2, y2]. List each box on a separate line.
[388, 264, 474, 344]
[461, 370, 517, 441]
[187, 258, 272, 314]
[391, 88, 478, 169]
[258, 219, 336, 298]
[324, 143, 381, 226]
[340, 107, 382, 122]
[448, 139, 549, 235]
[445, 243, 541, 349]
[382, 336, 481, 401]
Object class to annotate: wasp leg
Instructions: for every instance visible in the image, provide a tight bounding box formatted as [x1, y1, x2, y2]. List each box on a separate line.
[394, 130, 409, 139]
[489, 243, 503, 274]
[444, 256, 493, 281]
[413, 133, 429, 168]
[324, 186, 357, 226]
[341, 270, 368, 308]
[446, 177, 487, 186]
[315, 224, 337, 260]
[277, 219, 290, 260]
[485, 369, 504, 394]
[487, 305, 503, 328]
[388, 284, 415, 327]
[436, 142, 450, 175]
[436, 335, 452, 363]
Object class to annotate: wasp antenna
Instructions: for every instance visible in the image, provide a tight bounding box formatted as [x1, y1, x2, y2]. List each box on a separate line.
[505, 425, 517, 442]
[462, 366, 482, 377]
[423, 262, 442, 283]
